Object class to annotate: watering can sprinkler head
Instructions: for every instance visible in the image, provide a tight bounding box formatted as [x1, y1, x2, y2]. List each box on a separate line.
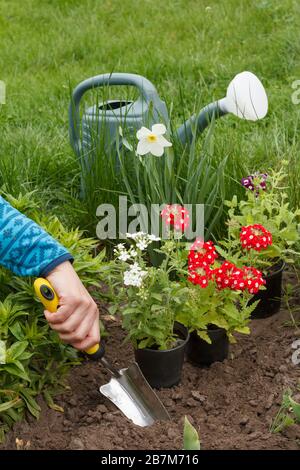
[219, 71, 268, 121]
[176, 71, 268, 145]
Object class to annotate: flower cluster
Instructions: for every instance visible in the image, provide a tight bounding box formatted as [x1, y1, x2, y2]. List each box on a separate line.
[115, 233, 161, 289]
[187, 238, 216, 288]
[188, 264, 212, 288]
[123, 263, 147, 288]
[187, 239, 265, 294]
[161, 204, 190, 231]
[214, 263, 265, 294]
[240, 224, 272, 251]
[214, 262, 242, 289]
[126, 232, 160, 251]
[241, 173, 267, 194]
[188, 239, 218, 268]
[114, 243, 137, 262]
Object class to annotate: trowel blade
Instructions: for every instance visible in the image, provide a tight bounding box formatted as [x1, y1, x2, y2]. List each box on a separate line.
[99, 362, 171, 427]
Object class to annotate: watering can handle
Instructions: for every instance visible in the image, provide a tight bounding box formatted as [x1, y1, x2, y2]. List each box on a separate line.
[69, 73, 159, 155]
[33, 278, 105, 360]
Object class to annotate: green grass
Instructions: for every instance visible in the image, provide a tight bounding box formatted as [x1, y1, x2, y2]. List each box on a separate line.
[0, 0, 300, 234]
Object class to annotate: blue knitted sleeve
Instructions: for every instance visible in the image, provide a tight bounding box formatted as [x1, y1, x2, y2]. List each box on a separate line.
[0, 196, 73, 277]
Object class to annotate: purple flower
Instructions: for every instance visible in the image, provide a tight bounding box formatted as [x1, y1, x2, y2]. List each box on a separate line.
[241, 173, 267, 195]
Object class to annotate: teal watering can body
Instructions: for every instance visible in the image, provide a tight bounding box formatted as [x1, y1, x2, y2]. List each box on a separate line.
[69, 73, 169, 160]
[69, 72, 228, 195]
[69, 70, 266, 196]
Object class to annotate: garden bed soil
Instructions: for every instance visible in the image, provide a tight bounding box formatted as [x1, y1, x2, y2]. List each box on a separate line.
[1, 271, 300, 451]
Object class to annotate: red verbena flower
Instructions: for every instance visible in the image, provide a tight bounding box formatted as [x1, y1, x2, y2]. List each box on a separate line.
[213, 261, 243, 289]
[213, 261, 265, 294]
[231, 266, 266, 294]
[188, 264, 212, 288]
[188, 239, 218, 269]
[161, 204, 190, 231]
[240, 224, 272, 251]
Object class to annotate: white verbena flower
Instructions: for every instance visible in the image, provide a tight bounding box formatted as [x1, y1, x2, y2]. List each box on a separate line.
[126, 232, 146, 240]
[124, 232, 161, 252]
[114, 243, 132, 262]
[123, 263, 147, 287]
[130, 249, 138, 257]
[118, 251, 131, 262]
[148, 234, 161, 242]
[136, 240, 148, 251]
[136, 124, 172, 157]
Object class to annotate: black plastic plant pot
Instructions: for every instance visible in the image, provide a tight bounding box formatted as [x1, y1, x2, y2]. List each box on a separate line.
[250, 260, 285, 319]
[186, 327, 229, 367]
[134, 323, 189, 389]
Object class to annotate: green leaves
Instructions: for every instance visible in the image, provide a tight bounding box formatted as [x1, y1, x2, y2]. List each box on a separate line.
[183, 416, 201, 450]
[176, 280, 254, 343]
[0, 397, 22, 414]
[114, 122, 229, 240]
[289, 397, 300, 422]
[6, 341, 29, 361]
[1, 363, 30, 382]
[19, 390, 41, 419]
[224, 167, 300, 271]
[270, 389, 300, 433]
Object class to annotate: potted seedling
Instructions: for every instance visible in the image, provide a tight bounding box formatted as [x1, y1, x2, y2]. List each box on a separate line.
[175, 238, 264, 365]
[219, 165, 300, 317]
[109, 232, 190, 388]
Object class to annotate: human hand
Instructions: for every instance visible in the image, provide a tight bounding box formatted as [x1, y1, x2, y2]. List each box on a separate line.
[44, 261, 100, 350]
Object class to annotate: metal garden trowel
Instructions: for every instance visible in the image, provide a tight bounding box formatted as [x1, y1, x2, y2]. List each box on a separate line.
[34, 278, 170, 427]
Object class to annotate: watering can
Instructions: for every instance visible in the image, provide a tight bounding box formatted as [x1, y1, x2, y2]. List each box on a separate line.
[69, 71, 268, 186]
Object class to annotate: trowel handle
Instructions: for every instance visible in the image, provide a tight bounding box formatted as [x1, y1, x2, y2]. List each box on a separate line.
[69, 73, 159, 155]
[33, 278, 105, 360]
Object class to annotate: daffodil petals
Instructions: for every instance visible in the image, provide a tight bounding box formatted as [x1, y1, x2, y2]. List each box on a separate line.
[137, 140, 152, 155]
[149, 142, 165, 157]
[151, 123, 166, 135]
[136, 126, 152, 140]
[157, 135, 172, 147]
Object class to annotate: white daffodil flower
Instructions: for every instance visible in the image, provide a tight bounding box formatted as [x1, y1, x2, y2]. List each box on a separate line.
[136, 124, 172, 157]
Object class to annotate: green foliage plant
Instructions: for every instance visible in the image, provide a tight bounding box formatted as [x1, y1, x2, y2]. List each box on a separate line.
[108, 233, 189, 350]
[219, 165, 300, 273]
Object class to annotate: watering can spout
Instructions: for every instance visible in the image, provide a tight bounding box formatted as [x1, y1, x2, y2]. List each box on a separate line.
[176, 99, 228, 146]
[176, 71, 268, 146]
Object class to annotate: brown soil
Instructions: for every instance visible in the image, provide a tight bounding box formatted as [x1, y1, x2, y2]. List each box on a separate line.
[1, 272, 300, 451]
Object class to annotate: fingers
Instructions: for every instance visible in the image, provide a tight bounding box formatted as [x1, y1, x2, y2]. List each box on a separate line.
[71, 319, 101, 351]
[44, 304, 75, 325]
[46, 299, 100, 349]
[45, 299, 94, 332]
[58, 306, 96, 343]
[44, 295, 94, 326]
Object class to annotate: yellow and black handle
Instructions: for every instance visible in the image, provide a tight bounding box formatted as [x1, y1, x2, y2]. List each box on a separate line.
[34, 278, 105, 361]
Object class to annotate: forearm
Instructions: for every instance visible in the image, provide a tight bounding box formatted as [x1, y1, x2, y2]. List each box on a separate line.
[0, 196, 73, 277]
